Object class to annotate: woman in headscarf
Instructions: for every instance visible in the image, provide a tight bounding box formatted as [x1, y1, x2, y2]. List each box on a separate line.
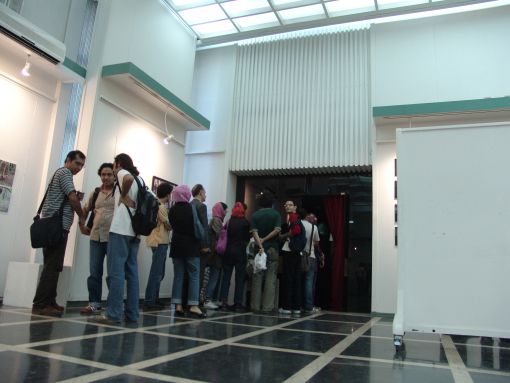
[168, 185, 206, 318]
[219, 202, 250, 310]
[203, 202, 227, 309]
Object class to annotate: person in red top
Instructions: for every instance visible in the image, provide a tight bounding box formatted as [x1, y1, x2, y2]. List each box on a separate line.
[279, 200, 302, 316]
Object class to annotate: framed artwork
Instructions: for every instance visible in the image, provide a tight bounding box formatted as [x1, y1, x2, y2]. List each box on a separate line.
[151, 176, 176, 194]
[0, 159, 16, 213]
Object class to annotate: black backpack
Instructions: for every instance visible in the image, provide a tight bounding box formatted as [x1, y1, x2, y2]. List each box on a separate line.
[289, 219, 307, 252]
[121, 174, 159, 236]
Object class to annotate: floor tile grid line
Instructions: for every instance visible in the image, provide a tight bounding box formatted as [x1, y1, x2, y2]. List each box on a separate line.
[338, 354, 454, 371]
[206, 320, 268, 329]
[360, 334, 443, 344]
[54, 312, 327, 382]
[13, 327, 138, 349]
[8, 344, 123, 371]
[311, 318, 372, 325]
[119, 311, 326, 371]
[136, 329, 216, 343]
[0, 318, 57, 327]
[282, 317, 381, 383]
[442, 334, 475, 383]
[56, 367, 209, 383]
[231, 341, 323, 357]
[465, 367, 510, 377]
[277, 327, 355, 336]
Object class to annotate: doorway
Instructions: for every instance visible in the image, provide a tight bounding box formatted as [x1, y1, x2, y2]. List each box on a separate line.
[237, 173, 372, 312]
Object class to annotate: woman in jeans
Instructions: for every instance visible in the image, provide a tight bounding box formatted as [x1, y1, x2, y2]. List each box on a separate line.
[219, 202, 250, 310]
[168, 185, 206, 318]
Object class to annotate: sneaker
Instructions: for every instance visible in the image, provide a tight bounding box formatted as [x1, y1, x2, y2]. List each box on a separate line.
[292, 310, 301, 316]
[32, 306, 63, 317]
[80, 305, 103, 315]
[204, 300, 219, 309]
[279, 308, 291, 315]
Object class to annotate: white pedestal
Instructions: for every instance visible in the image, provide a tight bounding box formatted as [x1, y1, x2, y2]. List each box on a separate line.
[3, 261, 71, 308]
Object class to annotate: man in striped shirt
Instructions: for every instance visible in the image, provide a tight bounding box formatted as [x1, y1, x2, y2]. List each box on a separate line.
[32, 150, 88, 317]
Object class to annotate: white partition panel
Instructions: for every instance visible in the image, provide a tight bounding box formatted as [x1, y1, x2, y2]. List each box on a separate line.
[394, 122, 510, 339]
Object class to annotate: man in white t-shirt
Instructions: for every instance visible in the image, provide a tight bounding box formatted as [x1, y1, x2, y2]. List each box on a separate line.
[302, 212, 321, 314]
[96, 153, 141, 324]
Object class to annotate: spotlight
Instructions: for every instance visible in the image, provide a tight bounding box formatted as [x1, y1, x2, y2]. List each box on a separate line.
[21, 54, 31, 77]
[163, 134, 173, 145]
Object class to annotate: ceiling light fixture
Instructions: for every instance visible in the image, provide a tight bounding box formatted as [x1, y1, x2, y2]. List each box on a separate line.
[163, 134, 173, 145]
[21, 54, 31, 77]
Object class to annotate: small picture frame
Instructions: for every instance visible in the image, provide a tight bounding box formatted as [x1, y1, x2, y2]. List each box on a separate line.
[394, 203, 398, 224]
[394, 226, 398, 247]
[151, 176, 176, 194]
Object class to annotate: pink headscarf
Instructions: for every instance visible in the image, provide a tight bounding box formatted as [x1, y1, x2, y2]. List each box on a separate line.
[212, 202, 226, 221]
[171, 184, 191, 203]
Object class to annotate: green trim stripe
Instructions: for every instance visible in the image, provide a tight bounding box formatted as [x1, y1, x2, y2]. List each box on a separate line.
[63, 57, 86, 78]
[102, 62, 210, 129]
[373, 97, 510, 117]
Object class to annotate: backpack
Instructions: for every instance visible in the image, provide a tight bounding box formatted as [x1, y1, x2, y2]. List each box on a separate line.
[122, 174, 159, 236]
[289, 219, 307, 252]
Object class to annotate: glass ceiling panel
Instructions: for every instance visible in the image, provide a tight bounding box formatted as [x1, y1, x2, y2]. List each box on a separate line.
[192, 19, 238, 37]
[178, 4, 227, 25]
[376, 0, 429, 9]
[222, 0, 272, 17]
[170, 0, 215, 10]
[163, 0, 509, 47]
[278, 3, 325, 23]
[326, 0, 376, 16]
[234, 12, 280, 31]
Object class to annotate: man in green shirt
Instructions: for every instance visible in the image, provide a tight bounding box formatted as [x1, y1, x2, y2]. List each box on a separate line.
[250, 189, 281, 312]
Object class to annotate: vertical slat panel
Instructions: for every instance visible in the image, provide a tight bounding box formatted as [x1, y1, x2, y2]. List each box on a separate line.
[230, 27, 371, 174]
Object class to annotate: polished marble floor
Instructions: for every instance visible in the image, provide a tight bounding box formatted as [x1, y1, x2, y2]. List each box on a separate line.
[0, 305, 509, 382]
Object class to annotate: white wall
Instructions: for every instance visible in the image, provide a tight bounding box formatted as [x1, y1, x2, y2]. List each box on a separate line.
[20, 0, 71, 42]
[185, 46, 238, 210]
[371, 5, 510, 106]
[371, 140, 398, 314]
[0, 75, 58, 294]
[100, 0, 196, 102]
[68, 0, 197, 301]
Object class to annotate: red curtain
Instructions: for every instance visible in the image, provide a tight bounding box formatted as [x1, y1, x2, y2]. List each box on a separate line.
[322, 194, 349, 311]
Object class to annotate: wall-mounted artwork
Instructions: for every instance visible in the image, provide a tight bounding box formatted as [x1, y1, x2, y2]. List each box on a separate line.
[151, 176, 176, 194]
[0, 159, 16, 213]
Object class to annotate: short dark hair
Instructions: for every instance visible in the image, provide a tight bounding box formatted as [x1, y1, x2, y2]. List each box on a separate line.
[97, 162, 113, 176]
[114, 153, 139, 176]
[298, 207, 307, 219]
[157, 182, 173, 198]
[65, 150, 86, 163]
[257, 189, 275, 208]
[192, 184, 204, 197]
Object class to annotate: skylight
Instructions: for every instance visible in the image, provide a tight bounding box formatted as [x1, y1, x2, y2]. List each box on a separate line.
[163, 0, 509, 46]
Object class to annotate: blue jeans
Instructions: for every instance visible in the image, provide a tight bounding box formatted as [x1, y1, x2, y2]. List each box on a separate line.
[172, 257, 200, 306]
[220, 260, 247, 305]
[144, 244, 168, 305]
[303, 257, 317, 311]
[106, 232, 140, 322]
[205, 264, 221, 301]
[88, 240, 108, 307]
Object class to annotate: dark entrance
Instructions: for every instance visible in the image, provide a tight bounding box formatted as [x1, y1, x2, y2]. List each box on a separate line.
[236, 173, 372, 312]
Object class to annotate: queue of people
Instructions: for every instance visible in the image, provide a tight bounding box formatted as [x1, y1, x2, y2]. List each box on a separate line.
[31, 151, 324, 323]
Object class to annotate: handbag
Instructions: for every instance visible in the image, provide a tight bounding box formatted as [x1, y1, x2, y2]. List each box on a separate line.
[86, 187, 101, 229]
[300, 224, 315, 272]
[215, 220, 229, 254]
[30, 173, 66, 248]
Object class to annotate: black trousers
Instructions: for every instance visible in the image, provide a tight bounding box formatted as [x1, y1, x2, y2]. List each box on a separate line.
[33, 232, 68, 308]
[281, 250, 302, 310]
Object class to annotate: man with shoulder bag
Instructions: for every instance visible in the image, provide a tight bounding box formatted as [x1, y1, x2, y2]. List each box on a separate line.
[31, 150, 88, 317]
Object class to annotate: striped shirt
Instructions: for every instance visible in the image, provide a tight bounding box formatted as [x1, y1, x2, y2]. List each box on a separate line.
[41, 167, 76, 231]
